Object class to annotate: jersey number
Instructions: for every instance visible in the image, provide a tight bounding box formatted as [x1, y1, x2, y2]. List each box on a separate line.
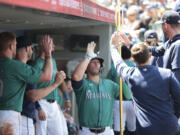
[0, 79, 3, 97]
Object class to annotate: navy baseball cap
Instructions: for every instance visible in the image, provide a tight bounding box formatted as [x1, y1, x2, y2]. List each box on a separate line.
[144, 30, 158, 40]
[157, 10, 180, 24]
[91, 57, 104, 68]
[17, 36, 38, 49]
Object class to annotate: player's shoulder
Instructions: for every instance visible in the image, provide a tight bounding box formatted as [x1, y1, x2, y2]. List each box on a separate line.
[158, 66, 171, 71]
[171, 38, 180, 47]
[5, 58, 31, 73]
[10, 59, 27, 68]
[157, 67, 172, 77]
[102, 78, 119, 86]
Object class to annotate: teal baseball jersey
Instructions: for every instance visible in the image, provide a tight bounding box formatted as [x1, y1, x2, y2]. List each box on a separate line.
[31, 57, 59, 100]
[0, 58, 42, 112]
[57, 94, 63, 108]
[73, 78, 119, 128]
[107, 61, 135, 100]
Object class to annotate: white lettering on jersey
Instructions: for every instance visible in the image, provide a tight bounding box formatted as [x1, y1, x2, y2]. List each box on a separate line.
[86, 90, 92, 99]
[85, 90, 112, 100]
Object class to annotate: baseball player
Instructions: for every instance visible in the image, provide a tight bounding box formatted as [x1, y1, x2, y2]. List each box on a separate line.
[0, 32, 53, 135]
[120, 10, 180, 84]
[15, 36, 66, 135]
[107, 45, 136, 135]
[31, 36, 71, 135]
[71, 42, 119, 135]
[144, 30, 163, 67]
[110, 31, 180, 135]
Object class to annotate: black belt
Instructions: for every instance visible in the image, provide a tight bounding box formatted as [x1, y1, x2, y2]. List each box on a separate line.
[89, 128, 105, 134]
[80, 126, 105, 134]
[46, 99, 55, 103]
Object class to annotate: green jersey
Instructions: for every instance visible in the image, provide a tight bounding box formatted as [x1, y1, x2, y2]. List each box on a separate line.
[31, 58, 59, 100]
[107, 61, 135, 100]
[0, 58, 42, 112]
[73, 78, 119, 128]
[57, 94, 63, 108]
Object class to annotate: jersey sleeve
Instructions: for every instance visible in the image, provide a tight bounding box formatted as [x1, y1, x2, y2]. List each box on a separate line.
[122, 82, 132, 100]
[106, 67, 114, 81]
[72, 79, 84, 92]
[14, 61, 42, 85]
[169, 72, 180, 117]
[106, 63, 119, 84]
[24, 64, 42, 84]
[110, 46, 132, 82]
[26, 84, 36, 91]
[171, 44, 180, 70]
[112, 81, 119, 99]
[148, 44, 165, 57]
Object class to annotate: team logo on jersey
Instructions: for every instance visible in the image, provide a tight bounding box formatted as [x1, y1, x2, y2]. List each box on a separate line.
[86, 90, 111, 100]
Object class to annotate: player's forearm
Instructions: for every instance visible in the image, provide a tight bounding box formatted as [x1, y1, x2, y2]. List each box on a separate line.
[71, 58, 90, 81]
[59, 82, 71, 102]
[26, 82, 59, 102]
[59, 81, 67, 92]
[148, 45, 165, 57]
[110, 46, 128, 78]
[39, 54, 53, 82]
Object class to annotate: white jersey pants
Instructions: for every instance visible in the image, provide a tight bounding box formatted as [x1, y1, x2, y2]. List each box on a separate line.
[113, 100, 136, 132]
[0, 110, 21, 135]
[59, 108, 68, 135]
[35, 99, 68, 135]
[78, 126, 114, 135]
[21, 115, 35, 135]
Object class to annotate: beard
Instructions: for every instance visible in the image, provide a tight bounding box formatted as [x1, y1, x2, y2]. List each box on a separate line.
[27, 49, 33, 60]
[27, 53, 32, 60]
[87, 69, 100, 76]
[163, 28, 169, 40]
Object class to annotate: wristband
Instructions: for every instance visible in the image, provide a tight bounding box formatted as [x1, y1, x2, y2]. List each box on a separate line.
[84, 54, 93, 60]
[63, 91, 70, 101]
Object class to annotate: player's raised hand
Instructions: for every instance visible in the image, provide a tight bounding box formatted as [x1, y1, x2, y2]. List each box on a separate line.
[110, 31, 131, 47]
[119, 32, 131, 47]
[110, 31, 122, 47]
[86, 41, 97, 58]
[39, 35, 52, 56]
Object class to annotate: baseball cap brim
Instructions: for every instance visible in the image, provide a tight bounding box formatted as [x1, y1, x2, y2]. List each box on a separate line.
[155, 20, 180, 24]
[17, 43, 38, 50]
[155, 20, 164, 24]
[91, 57, 104, 64]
